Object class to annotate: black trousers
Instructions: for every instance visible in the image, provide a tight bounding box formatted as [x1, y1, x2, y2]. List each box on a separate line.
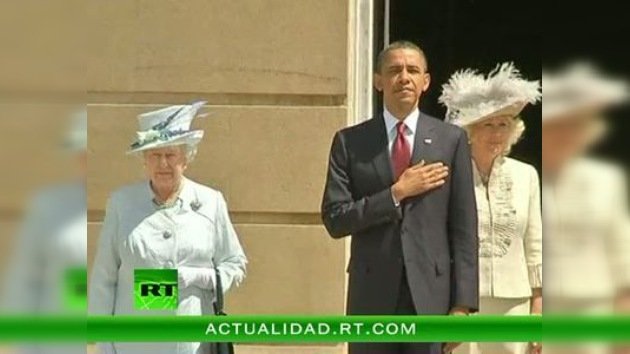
[348, 269, 442, 354]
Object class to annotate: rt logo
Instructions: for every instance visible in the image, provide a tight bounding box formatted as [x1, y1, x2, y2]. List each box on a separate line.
[140, 282, 176, 296]
[134, 269, 178, 310]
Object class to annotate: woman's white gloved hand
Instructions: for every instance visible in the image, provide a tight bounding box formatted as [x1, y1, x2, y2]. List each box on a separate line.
[177, 266, 215, 289]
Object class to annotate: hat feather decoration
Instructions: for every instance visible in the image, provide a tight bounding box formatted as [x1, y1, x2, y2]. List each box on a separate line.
[440, 62, 541, 126]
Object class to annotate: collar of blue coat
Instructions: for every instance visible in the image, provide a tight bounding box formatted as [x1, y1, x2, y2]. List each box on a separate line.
[147, 177, 201, 211]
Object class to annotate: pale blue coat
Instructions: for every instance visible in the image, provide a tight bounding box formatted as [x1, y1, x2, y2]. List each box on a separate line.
[89, 177, 247, 354]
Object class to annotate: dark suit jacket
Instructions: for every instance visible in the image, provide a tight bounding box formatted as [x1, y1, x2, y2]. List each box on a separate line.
[321, 111, 479, 315]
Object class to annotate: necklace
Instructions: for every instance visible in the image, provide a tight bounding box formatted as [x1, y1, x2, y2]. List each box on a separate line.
[151, 180, 184, 209]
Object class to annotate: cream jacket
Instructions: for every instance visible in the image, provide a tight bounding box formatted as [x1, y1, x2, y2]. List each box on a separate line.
[543, 158, 630, 300]
[473, 157, 542, 298]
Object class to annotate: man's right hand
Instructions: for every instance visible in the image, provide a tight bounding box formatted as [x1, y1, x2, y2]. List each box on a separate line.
[391, 160, 449, 203]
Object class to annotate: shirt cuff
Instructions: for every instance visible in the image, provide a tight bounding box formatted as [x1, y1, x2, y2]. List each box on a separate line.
[528, 264, 543, 289]
[390, 188, 400, 207]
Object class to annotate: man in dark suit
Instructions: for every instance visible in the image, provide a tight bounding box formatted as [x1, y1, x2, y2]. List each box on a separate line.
[321, 41, 478, 354]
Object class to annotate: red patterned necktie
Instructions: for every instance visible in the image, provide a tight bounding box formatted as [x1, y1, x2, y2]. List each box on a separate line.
[392, 122, 411, 180]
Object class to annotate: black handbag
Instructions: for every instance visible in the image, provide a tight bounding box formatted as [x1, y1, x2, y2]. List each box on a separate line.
[211, 269, 234, 354]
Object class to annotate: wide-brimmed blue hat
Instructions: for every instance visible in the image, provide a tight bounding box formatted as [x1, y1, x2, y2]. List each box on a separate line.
[127, 101, 206, 154]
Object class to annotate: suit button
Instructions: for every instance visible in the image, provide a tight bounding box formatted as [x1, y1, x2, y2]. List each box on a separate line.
[163, 231, 172, 239]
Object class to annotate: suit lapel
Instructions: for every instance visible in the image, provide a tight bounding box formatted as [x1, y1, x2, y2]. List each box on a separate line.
[410, 112, 437, 165]
[370, 115, 395, 188]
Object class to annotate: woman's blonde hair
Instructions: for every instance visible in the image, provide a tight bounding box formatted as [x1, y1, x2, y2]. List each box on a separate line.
[463, 116, 526, 156]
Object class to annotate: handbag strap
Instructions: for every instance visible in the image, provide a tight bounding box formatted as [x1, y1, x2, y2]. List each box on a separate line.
[214, 268, 226, 315]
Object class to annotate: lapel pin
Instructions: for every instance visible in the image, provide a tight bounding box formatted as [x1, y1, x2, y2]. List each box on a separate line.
[424, 138, 432, 144]
[190, 200, 202, 211]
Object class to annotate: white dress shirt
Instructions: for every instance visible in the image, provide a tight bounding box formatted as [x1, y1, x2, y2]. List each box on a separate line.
[383, 107, 419, 206]
[89, 177, 247, 354]
[383, 107, 419, 156]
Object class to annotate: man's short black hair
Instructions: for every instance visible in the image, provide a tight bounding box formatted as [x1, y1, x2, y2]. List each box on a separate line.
[375, 40, 428, 74]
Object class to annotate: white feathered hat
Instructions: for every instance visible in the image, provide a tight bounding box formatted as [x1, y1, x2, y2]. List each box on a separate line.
[128, 101, 206, 154]
[439, 63, 541, 126]
[542, 63, 628, 121]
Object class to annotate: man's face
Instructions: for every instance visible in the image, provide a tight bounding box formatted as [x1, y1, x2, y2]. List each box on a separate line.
[374, 48, 431, 111]
[143, 145, 188, 190]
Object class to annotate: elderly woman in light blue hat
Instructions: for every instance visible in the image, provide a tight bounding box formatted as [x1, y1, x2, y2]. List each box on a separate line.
[542, 64, 630, 354]
[2, 109, 87, 354]
[89, 102, 247, 354]
[4, 108, 87, 311]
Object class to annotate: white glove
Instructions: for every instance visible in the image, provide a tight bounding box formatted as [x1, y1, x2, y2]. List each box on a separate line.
[177, 266, 215, 290]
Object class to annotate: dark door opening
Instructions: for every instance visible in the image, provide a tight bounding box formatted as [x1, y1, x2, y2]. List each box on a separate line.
[543, 2, 630, 173]
[378, 0, 542, 172]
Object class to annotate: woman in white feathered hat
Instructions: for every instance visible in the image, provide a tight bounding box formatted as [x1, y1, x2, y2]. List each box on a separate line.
[89, 101, 247, 354]
[542, 64, 630, 354]
[440, 63, 542, 354]
[3, 108, 87, 354]
[542, 63, 627, 177]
